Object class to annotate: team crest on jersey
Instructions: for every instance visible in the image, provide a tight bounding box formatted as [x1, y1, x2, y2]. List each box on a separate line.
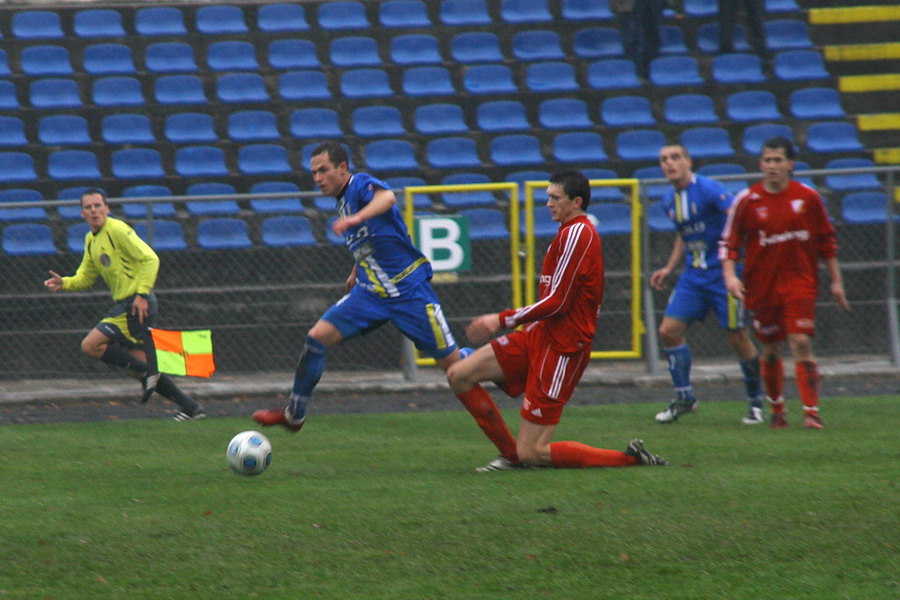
[100, 253, 111, 267]
[790, 199, 805, 214]
[496, 335, 509, 346]
[755, 206, 768, 220]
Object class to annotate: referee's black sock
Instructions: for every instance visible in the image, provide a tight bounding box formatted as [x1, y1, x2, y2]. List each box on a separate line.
[156, 375, 201, 415]
[100, 344, 148, 373]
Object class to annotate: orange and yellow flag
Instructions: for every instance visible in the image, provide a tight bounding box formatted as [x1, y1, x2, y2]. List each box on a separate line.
[150, 329, 215, 378]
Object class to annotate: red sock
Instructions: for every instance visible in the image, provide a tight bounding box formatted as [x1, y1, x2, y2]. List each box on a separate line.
[549, 441, 637, 468]
[795, 360, 819, 415]
[761, 357, 784, 407]
[456, 386, 518, 461]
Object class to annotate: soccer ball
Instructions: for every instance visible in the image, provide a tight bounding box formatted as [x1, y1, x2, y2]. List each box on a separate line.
[227, 430, 272, 476]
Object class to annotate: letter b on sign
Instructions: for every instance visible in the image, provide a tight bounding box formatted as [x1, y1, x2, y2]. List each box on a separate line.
[414, 216, 471, 272]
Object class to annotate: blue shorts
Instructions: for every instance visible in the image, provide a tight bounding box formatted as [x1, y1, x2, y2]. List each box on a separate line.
[664, 268, 747, 330]
[322, 283, 458, 360]
[95, 293, 158, 349]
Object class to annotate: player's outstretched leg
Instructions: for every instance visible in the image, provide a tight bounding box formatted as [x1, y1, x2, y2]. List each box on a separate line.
[253, 336, 327, 433]
[656, 344, 698, 423]
[740, 356, 765, 424]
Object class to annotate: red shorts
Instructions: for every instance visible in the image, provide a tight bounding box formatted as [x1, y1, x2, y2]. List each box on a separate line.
[490, 323, 591, 426]
[751, 298, 817, 344]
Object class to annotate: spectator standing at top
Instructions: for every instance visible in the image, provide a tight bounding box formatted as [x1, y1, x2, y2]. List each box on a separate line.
[611, 0, 665, 80]
[718, 0, 767, 57]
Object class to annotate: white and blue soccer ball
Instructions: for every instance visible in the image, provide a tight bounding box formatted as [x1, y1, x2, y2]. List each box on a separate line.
[227, 430, 272, 476]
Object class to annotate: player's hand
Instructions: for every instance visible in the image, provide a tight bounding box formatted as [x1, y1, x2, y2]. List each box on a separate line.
[724, 275, 745, 302]
[331, 215, 360, 236]
[831, 281, 850, 312]
[649, 267, 670, 291]
[43, 270, 63, 292]
[345, 273, 356, 292]
[132, 295, 149, 324]
[465, 314, 501, 346]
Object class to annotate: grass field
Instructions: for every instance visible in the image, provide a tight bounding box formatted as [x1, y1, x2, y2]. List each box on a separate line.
[1, 396, 897, 600]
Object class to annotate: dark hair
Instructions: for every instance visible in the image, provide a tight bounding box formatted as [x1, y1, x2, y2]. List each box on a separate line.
[549, 170, 591, 210]
[80, 188, 107, 206]
[311, 141, 349, 168]
[664, 143, 690, 159]
[762, 136, 795, 159]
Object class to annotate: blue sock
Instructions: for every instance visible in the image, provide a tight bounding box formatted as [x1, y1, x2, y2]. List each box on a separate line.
[740, 356, 764, 407]
[288, 337, 328, 421]
[459, 346, 474, 359]
[665, 344, 694, 403]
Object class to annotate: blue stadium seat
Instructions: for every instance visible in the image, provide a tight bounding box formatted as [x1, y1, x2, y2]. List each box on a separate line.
[74, 9, 126, 38]
[573, 27, 623, 59]
[56, 187, 101, 219]
[521, 207, 558, 238]
[155, 75, 206, 105]
[0, 152, 37, 183]
[2, 223, 56, 255]
[0, 50, 9, 76]
[697, 23, 750, 54]
[197, 218, 253, 250]
[133, 220, 188, 252]
[742, 123, 793, 154]
[258, 3, 310, 32]
[582, 168, 625, 202]
[279, 70, 330, 101]
[646, 200, 676, 232]
[415, 103, 468, 135]
[135, 7, 187, 36]
[227, 110, 280, 142]
[507, 170, 551, 199]
[806, 122, 863, 153]
[712, 53, 766, 84]
[217, 73, 269, 103]
[663, 94, 718, 124]
[0, 188, 46, 221]
[21, 45, 73, 76]
[823, 158, 881, 192]
[633, 166, 669, 201]
[92, 76, 143, 107]
[268, 40, 320, 70]
[841, 192, 897, 225]
[165, 113, 217, 143]
[403, 66, 455, 96]
[0, 116, 27, 146]
[440, 173, 495, 208]
[589, 203, 632, 236]
[791, 162, 814, 189]
[661, 25, 689, 54]
[526, 61, 578, 92]
[381, 176, 428, 210]
[318, 1, 369, 30]
[340, 69, 393, 98]
[12, 11, 63, 39]
[766, 0, 800, 12]
[186, 183, 240, 216]
[48, 150, 101, 180]
[765, 19, 812, 50]
[587, 59, 642, 89]
[512, 30, 565, 61]
[427, 137, 481, 169]
[501, 0, 552, 23]
[30, 78, 82, 109]
[101, 114, 154, 144]
[727, 90, 782, 122]
[261, 216, 316, 248]
[330, 36, 381, 68]
[601, 96, 656, 127]
[380, 1, 431, 28]
[463, 65, 517, 94]
[460, 208, 508, 240]
[391, 34, 442, 66]
[440, 0, 490, 25]
[450, 32, 503, 64]
[490, 135, 544, 167]
[66, 222, 90, 252]
[616, 129, 666, 161]
[774, 50, 828, 81]
[207, 41, 258, 71]
[0, 81, 16, 110]
[83, 43, 135, 75]
[196, 5, 247, 34]
[553, 132, 607, 163]
[476, 100, 530, 132]
[351, 106, 405, 137]
[175, 146, 229, 177]
[111, 148, 165, 180]
[249, 181, 303, 214]
[121, 185, 177, 218]
[290, 108, 342, 139]
[650, 56, 703, 86]
[145, 42, 197, 73]
[684, 0, 717, 17]
[539, 98, 593, 130]
[563, 0, 614, 20]
[680, 127, 735, 159]
[789, 87, 845, 119]
[697, 163, 750, 195]
[238, 144, 293, 175]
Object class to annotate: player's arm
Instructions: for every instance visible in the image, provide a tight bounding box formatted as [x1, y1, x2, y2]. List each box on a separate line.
[345, 263, 358, 292]
[650, 234, 684, 291]
[721, 258, 744, 301]
[718, 193, 747, 301]
[824, 256, 850, 311]
[331, 188, 395, 235]
[46, 244, 98, 292]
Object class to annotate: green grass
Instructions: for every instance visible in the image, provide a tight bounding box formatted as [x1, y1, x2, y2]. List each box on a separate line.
[1, 397, 898, 600]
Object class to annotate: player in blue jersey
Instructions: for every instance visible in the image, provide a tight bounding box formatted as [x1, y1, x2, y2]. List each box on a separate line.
[253, 143, 517, 457]
[650, 144, 765, 424]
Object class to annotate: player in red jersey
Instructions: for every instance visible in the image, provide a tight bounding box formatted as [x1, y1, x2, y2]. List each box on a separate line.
[720, 136, 850, 429]
[447, 170, 667, 471]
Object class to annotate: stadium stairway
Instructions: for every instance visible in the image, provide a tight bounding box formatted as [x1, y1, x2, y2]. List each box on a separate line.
[805, 2, 900, 164]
